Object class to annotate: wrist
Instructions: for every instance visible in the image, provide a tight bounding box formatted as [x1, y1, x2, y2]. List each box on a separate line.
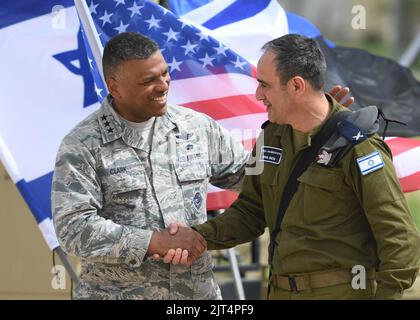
[147, 231, 162, 256]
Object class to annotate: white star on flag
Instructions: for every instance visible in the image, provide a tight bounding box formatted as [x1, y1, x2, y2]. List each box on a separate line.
[199, 53, 215, 68]
[231, 56, 247, 70]
[114, 20, 129, 33]
[215, 43, 228, 56]
[163, 28, 179, 42]
[89, 1, 99, 15]
[95, 83, 103, 98]
[160, 6, 170, 15]
[199, 32, 210, 42]
[167, 57, 183, 72]
[113, 0, 125, 7]
[181, 40, 197, 55]
[180, 20, 191, 29]
[128, 1, 143, 18]
[99, 10, 113, 26]
[145, 15, 161, 30]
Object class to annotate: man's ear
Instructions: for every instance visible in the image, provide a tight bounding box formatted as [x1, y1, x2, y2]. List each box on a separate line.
[106, 77, 121, 99]
[287, 76, 306, 96]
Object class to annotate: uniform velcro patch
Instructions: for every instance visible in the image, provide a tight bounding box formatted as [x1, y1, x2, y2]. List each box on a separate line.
[193, 191, 203, 209]
[356, 151, 384, 175]
[260, 146, 283, 164]
[338, 120, 367, 143]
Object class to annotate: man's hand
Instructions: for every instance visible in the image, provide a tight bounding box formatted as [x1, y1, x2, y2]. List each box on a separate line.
[148, 224, 204, 264]
[328, 85, 354, 107]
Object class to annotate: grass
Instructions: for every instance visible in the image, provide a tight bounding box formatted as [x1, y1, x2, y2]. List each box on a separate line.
[406, 190, 420, 231]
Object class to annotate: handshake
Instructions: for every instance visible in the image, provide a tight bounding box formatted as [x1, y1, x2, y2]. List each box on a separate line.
[147, 223, 205, 265]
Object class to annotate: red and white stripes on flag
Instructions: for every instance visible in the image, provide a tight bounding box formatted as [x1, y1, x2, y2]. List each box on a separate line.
[386, 137, 420, 193]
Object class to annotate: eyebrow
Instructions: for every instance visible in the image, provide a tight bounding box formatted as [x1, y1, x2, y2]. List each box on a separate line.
[257, 78, 269, 86]
[140, 68, 169, 82]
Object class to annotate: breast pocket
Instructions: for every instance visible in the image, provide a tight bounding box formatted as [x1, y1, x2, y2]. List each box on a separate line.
[105, 162, 146, 191]
[101, 164, 148, 224]
[297, 166, 351, 225]
[175, 159, 209, 224]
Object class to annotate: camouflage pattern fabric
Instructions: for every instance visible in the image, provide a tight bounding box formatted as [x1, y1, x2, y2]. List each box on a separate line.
[52, 96, 249, 299]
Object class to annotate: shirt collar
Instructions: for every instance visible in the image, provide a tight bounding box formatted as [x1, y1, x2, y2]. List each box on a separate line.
[97, 95, 177, 151]
[279, 93, 345, 150]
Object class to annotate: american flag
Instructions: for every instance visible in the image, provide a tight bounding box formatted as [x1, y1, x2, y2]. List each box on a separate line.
[81, 0, 420, 199]
[385, 137, 420, 193]
[81, 0, 265, 209]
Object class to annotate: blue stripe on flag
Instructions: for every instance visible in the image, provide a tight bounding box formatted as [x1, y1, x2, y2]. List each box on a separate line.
[286, 11, 321, 39]
[357, 150, 380, 162]
[0, 0, 74, 29]
[202, 0, 271, 30]
[286, 11, 336, 48]
[363, 162, 384, 174]
[16, 172, 53, 224]
[169, 0, 212, 16]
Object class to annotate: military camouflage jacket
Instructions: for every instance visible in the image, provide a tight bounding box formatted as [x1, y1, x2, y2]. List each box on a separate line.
[51, 97, 248, 299]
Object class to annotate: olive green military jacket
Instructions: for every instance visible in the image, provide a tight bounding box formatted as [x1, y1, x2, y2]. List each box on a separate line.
[195, 98, 420, 299]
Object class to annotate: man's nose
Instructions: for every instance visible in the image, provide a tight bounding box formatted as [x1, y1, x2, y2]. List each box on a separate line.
[157, 76, 170, 92]
[255, 85, 264, 101]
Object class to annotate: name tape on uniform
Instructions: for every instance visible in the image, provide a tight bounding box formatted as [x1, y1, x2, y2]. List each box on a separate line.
[260, 146, 283, 164]
[356, 151, 384, 176]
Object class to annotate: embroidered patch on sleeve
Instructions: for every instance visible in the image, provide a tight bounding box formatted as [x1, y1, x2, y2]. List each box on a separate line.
[193, 191, 203, 209]
[356, 151, 384, 175]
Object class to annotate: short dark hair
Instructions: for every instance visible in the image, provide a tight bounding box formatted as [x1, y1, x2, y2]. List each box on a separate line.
[262, 34, 326, 91]
[103, 32, 160, 80]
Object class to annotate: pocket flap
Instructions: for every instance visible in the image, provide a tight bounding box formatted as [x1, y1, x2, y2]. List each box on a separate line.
[175, 162, 208, 182]
[297, 166, 343, 192]
[107, 167, 147, 194]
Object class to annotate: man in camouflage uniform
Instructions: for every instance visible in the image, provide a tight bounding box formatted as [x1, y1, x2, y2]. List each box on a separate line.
[168, 35, 420, 299]
[51, 32, 248, 299]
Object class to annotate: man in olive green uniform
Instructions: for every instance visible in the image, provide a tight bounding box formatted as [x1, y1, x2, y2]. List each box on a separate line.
[167, 34, 420, 299]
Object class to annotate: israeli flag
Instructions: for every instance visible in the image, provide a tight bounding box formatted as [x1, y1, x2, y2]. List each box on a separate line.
[357, 151, 385, 176]
[176, 0, 289, 66]
[0, 1, 100, 250]
[170, 0, 335, 68]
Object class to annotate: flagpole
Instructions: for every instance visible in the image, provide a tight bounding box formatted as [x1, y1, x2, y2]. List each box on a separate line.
[73, 0, 105, 81]
[1, 135, 81, 289]
[399, 33, 420, 68]
[54, 247, 80, 286]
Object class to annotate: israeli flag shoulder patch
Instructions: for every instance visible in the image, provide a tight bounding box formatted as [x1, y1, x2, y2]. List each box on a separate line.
[356, 151, 384, 176]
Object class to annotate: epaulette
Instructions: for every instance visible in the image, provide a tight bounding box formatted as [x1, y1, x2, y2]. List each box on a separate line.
[317, 106, 379, 167]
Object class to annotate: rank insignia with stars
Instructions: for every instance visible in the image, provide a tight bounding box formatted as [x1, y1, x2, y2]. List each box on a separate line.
[101, 115, 114, 133]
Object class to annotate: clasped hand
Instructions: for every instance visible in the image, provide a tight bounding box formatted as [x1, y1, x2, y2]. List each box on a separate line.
[150, 86, 354, 265]
[149, 223, 205, 265]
